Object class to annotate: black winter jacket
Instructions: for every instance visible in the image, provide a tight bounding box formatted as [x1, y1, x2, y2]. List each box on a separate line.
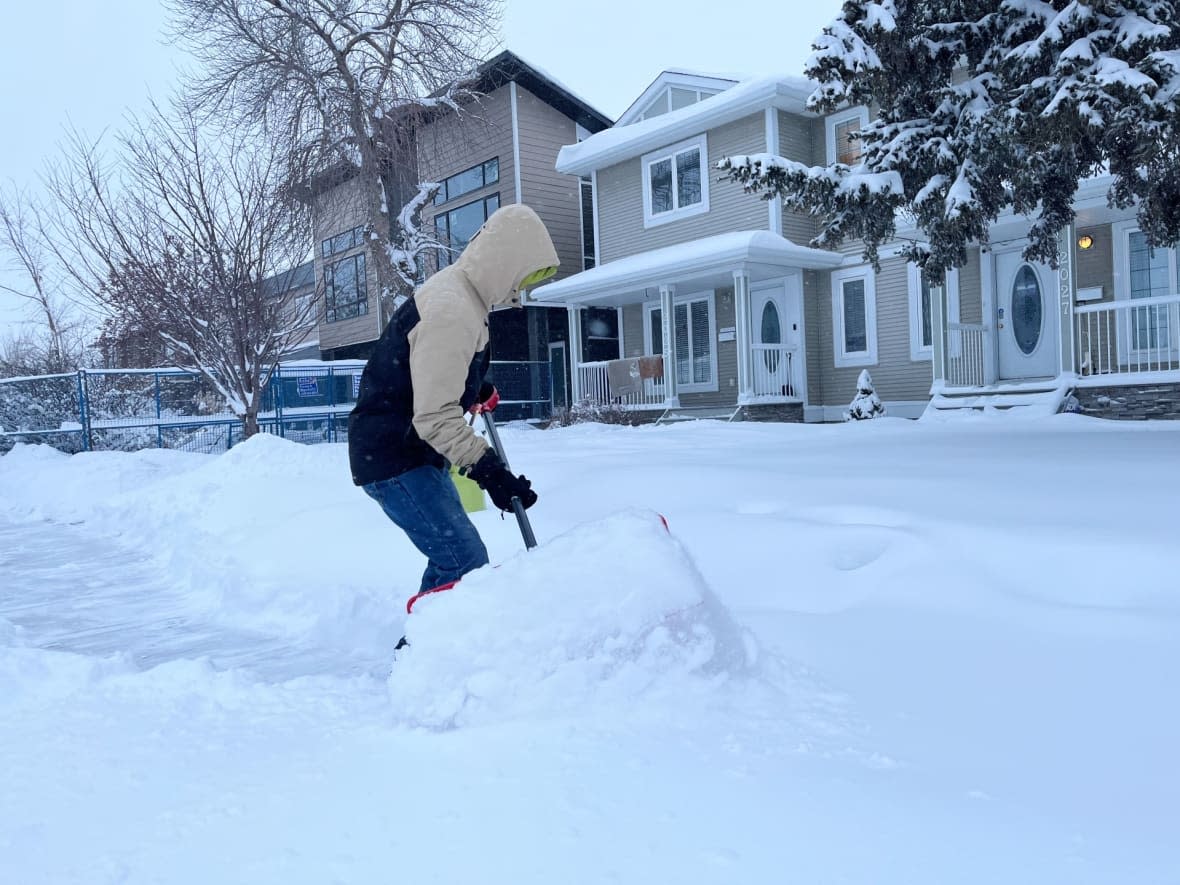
[347, 297, 489, 486]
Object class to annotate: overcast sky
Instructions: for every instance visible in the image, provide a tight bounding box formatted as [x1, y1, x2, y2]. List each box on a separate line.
[0, 0, 843, 341]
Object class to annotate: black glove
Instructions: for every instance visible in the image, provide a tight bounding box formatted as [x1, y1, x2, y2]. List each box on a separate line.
[466, 450, 537, 512]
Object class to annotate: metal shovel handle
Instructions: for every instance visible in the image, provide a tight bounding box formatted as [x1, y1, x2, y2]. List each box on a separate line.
[481, 409, 537, 549]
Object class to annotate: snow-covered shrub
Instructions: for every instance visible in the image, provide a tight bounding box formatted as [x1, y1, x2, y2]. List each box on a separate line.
[846, 370, 885, 421]
[548, 398, 643, 428]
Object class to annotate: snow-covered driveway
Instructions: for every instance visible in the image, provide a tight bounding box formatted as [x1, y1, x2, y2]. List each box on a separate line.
[2, 416, 1178, 884]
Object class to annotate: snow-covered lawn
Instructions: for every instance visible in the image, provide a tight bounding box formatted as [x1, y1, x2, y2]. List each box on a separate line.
[2, 415, 1178, 884]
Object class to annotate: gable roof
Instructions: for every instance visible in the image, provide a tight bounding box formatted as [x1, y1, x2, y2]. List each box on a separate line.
[462, 50, 613, 134]
[615, 69, 742, 127]
[556, 74, 816, 178]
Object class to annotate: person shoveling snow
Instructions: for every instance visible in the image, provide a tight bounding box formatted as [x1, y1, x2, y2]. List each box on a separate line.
[348, 204, 558, 611]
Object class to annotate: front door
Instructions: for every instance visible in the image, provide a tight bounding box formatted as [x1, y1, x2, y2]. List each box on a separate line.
[995, 250, 1058, 380]
[752, 278, 801, 397]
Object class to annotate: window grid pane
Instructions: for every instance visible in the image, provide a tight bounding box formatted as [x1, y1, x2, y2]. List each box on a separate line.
[843, 279, 867, 353]
[920, 274, 933, 348]
[835, 119, 864, 165]
[691, 300, 710, 383]
[650, 158, 673, 214]
[676, 148, 702, 208]
[674, 302, 690, 385]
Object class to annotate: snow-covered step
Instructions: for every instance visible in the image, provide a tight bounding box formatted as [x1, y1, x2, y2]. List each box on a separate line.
[923, 383, 1070, 419]
[656, 405, 742, 424]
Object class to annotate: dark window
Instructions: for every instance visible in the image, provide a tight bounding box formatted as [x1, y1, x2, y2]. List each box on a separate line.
[842, 278, 867, 353]
[435, 194, 501, 267]
[580, 179, 596, 270]
[320, 225, 366, 259]
[325, 253, 367, 322]
[581, 307, 618, 362]
[434, 158, 500, 206]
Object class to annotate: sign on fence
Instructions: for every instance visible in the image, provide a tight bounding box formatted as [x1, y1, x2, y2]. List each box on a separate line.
[352, 373, 362, 398]
[297, 376, 319, 397]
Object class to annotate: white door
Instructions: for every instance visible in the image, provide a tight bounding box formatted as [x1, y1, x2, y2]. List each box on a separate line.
[752, 278, 801, 397]
[995, 250, 1058, 380]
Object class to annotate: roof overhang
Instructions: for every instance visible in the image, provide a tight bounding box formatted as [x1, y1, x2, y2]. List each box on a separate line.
[530, 231, 843, 307]
[556, 75, 816, 177]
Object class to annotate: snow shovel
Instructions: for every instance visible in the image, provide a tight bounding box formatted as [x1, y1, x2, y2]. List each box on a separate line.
[481, 408, 537, 551]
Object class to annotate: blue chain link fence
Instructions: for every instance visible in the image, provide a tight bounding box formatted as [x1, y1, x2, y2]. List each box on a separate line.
[0, 360, 551, 455]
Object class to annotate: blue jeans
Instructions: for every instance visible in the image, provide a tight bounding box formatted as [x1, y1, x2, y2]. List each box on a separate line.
[363, 466, 490, 594]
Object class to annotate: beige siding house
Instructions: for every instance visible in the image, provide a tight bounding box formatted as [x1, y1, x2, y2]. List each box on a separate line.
[537, 69, 944, 421]
[307, 51, 611, 416]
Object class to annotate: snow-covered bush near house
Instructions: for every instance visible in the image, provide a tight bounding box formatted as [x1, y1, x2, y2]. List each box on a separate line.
[847, 368, 885, 420]
[2, 417, 1179, 884]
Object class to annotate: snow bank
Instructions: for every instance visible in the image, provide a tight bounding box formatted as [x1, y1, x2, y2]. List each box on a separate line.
[389, 510, 752, 728]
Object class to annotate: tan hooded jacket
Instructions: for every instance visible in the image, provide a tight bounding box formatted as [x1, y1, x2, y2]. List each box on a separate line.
[408, 203, 559, 469]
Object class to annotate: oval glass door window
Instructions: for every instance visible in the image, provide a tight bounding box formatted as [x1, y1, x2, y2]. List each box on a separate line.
[1012, 265, 1043, 355]
[760, 301, 781, 372]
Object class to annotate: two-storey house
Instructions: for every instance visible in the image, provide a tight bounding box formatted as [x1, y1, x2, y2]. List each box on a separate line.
[539, 68, 1180, 422]
[307, 51, 611, 419]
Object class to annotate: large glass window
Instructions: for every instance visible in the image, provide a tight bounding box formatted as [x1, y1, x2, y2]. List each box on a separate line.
[833, 118, 864, 165]
[842, 279, 867, 353]
[324, 253, 367, 322]
[643, 136, 708, 226]
[321, 225, 366, 259]
[433, 158, 499, 206]
[435, 194, 501, 267]
[646, 293, 716, 391]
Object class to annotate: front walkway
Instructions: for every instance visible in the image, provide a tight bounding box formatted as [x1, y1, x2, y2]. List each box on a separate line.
[0, 517, 384, 682]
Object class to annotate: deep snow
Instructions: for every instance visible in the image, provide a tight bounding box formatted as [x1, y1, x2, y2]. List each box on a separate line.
[2, 415, 1178, 884]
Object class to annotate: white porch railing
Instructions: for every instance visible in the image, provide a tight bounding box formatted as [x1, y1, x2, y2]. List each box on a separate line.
[751, 345, 799, 398]
[946, 323, 987, 387]
[576, 360, 666, 409]
[1075, 294, 1180, 377]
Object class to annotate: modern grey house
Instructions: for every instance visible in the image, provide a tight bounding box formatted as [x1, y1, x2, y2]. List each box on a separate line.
[535, 68, 1180, 421]
[307, 50, 612, 416]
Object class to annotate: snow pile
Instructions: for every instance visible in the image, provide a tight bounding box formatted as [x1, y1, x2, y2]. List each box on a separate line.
[389, 509, 752, 728]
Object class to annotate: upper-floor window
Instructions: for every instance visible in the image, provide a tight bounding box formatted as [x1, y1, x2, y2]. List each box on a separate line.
[826, 108, 869, 167]
[435, 193, 501, 267]
[642, 134, 709, 228]
[321, 225, 366, 258]
[580, 178, 595, 270]
[635, 87, 720, 122]
[325, 253, 367, 323]
[434, 158, 499, 206]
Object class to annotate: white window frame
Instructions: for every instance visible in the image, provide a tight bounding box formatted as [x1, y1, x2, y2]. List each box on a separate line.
[643, 289, 719, 393]
[1112, 219, 1179, 358]
[908, 264, 964, 361]
[641, 134, 710, 228]
[826, 107, 869, 166]
[832, 265, 877, 367]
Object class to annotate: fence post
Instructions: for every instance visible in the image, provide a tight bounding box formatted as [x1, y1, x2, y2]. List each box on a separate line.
[274, 365, 285, 438]
[154, 372, 163, 449]
[76, 370, 92, 452]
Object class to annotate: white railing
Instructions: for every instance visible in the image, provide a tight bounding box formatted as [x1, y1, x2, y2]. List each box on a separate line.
[750, 345, 799, 398]
[576, 360, 666, 409]
[1075, 294, 1180, 377]
[946, 323, 987, 387]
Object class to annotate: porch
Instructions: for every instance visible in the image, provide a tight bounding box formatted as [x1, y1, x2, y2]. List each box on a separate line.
[532, 230, 843, 416]
[929, 221, 1180, 417]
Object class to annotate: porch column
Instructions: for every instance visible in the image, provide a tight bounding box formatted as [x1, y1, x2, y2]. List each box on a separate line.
[1057, 225, 1077, 376]
[931, 279, 948, 387]
[733, 269, 753, 400]
[659, 283, 679, 406]
[567, 306, 584, 403]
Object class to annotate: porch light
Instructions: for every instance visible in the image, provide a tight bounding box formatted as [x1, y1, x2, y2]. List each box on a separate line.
[1077, 234, 1094, 251]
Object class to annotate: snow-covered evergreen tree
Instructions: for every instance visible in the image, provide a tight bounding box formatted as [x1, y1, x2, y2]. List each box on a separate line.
[847, 369, 886, 421]
[719, 1, 1180, 275]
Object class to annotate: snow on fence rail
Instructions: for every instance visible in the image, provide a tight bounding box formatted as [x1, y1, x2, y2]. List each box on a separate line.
[1, 359, 553, 454]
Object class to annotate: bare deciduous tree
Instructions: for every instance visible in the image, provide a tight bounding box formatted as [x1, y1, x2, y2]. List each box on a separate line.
[167, 0, 500, 310]
[47, 107, 317, 437]
[0, 187, 90, 375]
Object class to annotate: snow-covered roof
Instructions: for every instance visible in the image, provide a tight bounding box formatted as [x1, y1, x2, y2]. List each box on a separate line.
[557, 74, 816, 177]
[531, 231, 843, 305]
